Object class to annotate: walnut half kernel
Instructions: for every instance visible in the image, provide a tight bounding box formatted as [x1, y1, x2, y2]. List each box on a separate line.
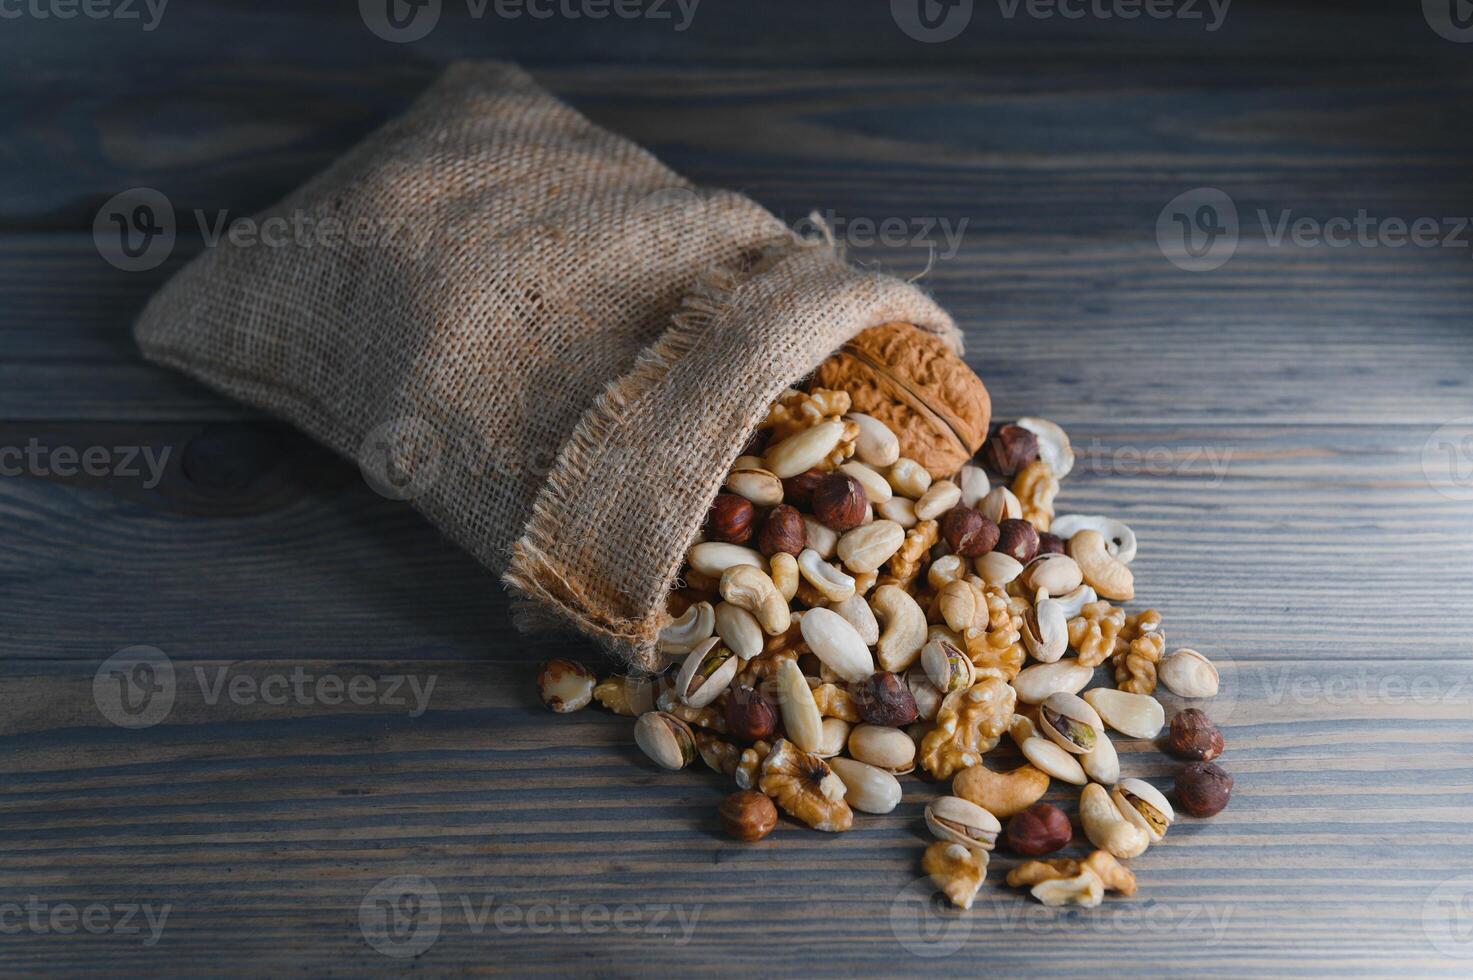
[758, 738, 853, 833]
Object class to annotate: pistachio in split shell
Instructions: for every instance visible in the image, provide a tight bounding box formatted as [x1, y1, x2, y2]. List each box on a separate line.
[921, 636, 975, 695]
[634, 711, 697, 770]
[1083, 687, 1166, 740]
[1081, 728, 1121, 784]
[1080, 782, 1150, 859]
[1020, 736, 1087, 785]
[1022, 593, 1068, 663]
[674, 637, 740, 709]
[537, 659, 596, 713]
[725, 465, 784, 507]
[925, 796, 1001, 853]
[829, 757, 902, 814]
[1160, 648, 1220, 699]
[905, 667, 945, 722]
[1038, 692, 1104, 755]
[975, 551, 1023, 587]
[1112, 777, 1174, 842]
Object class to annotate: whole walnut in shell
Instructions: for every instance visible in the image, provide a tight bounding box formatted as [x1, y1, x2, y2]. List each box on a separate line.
[813, 322, 990, 479]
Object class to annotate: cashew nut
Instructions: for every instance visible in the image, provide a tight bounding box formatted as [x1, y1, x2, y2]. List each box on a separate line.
[1051, 514, 1136, 564]
[1014, 417, 1074, 479]
[656, 601, 714, 656]
[769, 551, 799, 602]
[951, 760, 1050, 819]
[1080, 782, 1150, 859]
[1067, 529, 1134, 601]
[797, 548, 856, 604]
[1051, 583, 1098, 619]
[719, 564, 791, 636]
[869, 584, 927, 672]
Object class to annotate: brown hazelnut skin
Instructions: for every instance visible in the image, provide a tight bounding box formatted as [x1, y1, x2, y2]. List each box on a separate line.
[939, 505, 999, 557]
[853, 671, 919, 727]
[1168, 708, 1225, 761]
[1175, 761, 1233, 817]
[983, 424, 1039, 477]
[724, 686, 778, 742]
[811, 473, 868, 531]
[1036, 532, 1066, 556]
[756, 504, 807, 556]
[719, 790, 778, 842]
[994, 518, 1040, 564]
[781, 468, 826, 507]
[705, 493, 754, 544]
[1005, 802, 1073, 856]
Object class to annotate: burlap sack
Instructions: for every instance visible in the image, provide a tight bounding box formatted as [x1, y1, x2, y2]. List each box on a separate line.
[135, 62, 959, 670]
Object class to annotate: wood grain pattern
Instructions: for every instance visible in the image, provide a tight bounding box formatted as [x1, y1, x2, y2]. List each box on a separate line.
[2, 3, 1472, 974]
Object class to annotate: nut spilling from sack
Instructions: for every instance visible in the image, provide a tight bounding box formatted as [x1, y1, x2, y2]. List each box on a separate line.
[538, 321, 1231, 909]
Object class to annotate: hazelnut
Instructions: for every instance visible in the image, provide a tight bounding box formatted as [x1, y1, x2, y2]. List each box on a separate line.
[853, 671, 919, 727]
[994, 518, 1040, 564]
[1005, 802, 1073, 856]
[811, 473, 868, 532]
[939, 505, 999, 557]
[724, 686, 778, 742]
[983, 424, 1038, 477]
[1036, 531, 1066, 556]
[705, 492, 754, 544]
[756, 504, 807, 556]
[1167, 708, 1225, 761]
[719, 790, 778, 841]
[1175, 761, 1232, 817]
[781, 468, 827, 506]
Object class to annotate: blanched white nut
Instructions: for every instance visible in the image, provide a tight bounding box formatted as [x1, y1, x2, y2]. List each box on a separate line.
[1022, 594, 1068, 663]
[837, 520, 905, 574]
[1015, 417, 1074, 479]
[874, 495, 918, 529]
[980, 486, 1022, 524]
[764, 419, 846, 478]
[1012, 659, 1093, 704]
[1112, 777, 1174, 842]
[886, 458, 932, 499]
[1021, 737, 1087, 785]
[830, 593, 880, 646]
[925, 795, 1001, 852]
[657, 601, 714, 656]
[1083, 688, 1165, 740]
[1031, 872, 1103, 908]
[776, 659, 824, 754]
[1081, 729, 1120, 784]
[769, 552, 799, 602]
[720, 564, 791, 636]
[724, 465, 783, 506]
[958, 464, 990, 508]
[848, 723, 917, 773]
[799, 607, 874, 682]
[1008, 712, 1037, 746]
[1068, 530, 1134, 601]
[1160, 648, 1220, 698]
[828, 757, 902, 813]
[845, 413, 900, 468]
[714, 602, 763, 661]
[839, 460, 893, 504]
[814, 716, 851, 758]
[1081, 782, 1150, 859]
[687, 542, 764, 579]
[938, 579, 980, 633]
[906, 667, 944, 721]
[870, 585, 928, 672]
[975, 552, 1024, 587]
[1051, 514, 1136, 565]
[797, 548, 856, 604]
[1038, 692, 1104, 754]
[914, 479, 961, 521]
[802, 515, 839, 559]
[674, 636, 739, 709]
[927, 554, 967, 590]
[1052, 583, 1098, 619]
[1020, 554, 1083, 597]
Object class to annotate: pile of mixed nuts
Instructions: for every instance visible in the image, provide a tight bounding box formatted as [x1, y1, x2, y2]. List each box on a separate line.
[538, 386, 1232, 911]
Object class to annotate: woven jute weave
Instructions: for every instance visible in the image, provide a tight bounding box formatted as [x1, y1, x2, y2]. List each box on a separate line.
[135, 62, 959, 670]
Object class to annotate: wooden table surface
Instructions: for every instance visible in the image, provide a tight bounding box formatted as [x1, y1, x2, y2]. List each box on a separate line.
[3, 1, 1472, 975]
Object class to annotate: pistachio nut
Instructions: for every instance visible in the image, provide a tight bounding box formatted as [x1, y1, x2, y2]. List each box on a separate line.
[974, 551, 1024, 587]
[1020, 737, 1087, 785]
[1068, 529, 1134, 601]
[914, 479, 962, 521]
[870, 585, 927, 673]
[1050, 514, 1136, 564]
[958, 464, 990, 508]
[1014, 417, 1074, 479]
[687, 541, 764, 579]
[1038, 692, 1104, 755]
[797, 548, 857, 604]
[714, 602, 763, 661]
[1019, 553, 1084, 597]
[725, 465, 784, 507]
[802, 515, 839, 559]
[838, 460, 893, 504]
[1022, 594, 1068, 663]
[657, 601, 715, 657]
[1081, 729, 1120, 784]
[675, 637, 740, 709]
[830, 593, 880, 646]
[799, 607, 874, 683]
[1112, 777, 1174, 842]
[1083, 687, 1166, 740]
[720, 564, 791, 636]
[634, 711, 697, 770]
[980, 486, 1022, 524]
[814, 716, 852, 759]
[836, 520, 905, 574]
[828, 757, 902, 814]
[1159, 648, 1220, 698]
[886, 457, 932, 499]
[845, 413, 900, 469]
[874, 495, 918, 528]
[1080, 782, 1150, 859]
[775, 659, 824, 753]
[921, 636, 975, 695]
[847, 723, 916, 774]
[1011, 659, 1094, 704]
[925, 795, 1001, 853]
[764, 419, 846, 478]
[905, 666, 945, 722]
[938, 578, 980, 633]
